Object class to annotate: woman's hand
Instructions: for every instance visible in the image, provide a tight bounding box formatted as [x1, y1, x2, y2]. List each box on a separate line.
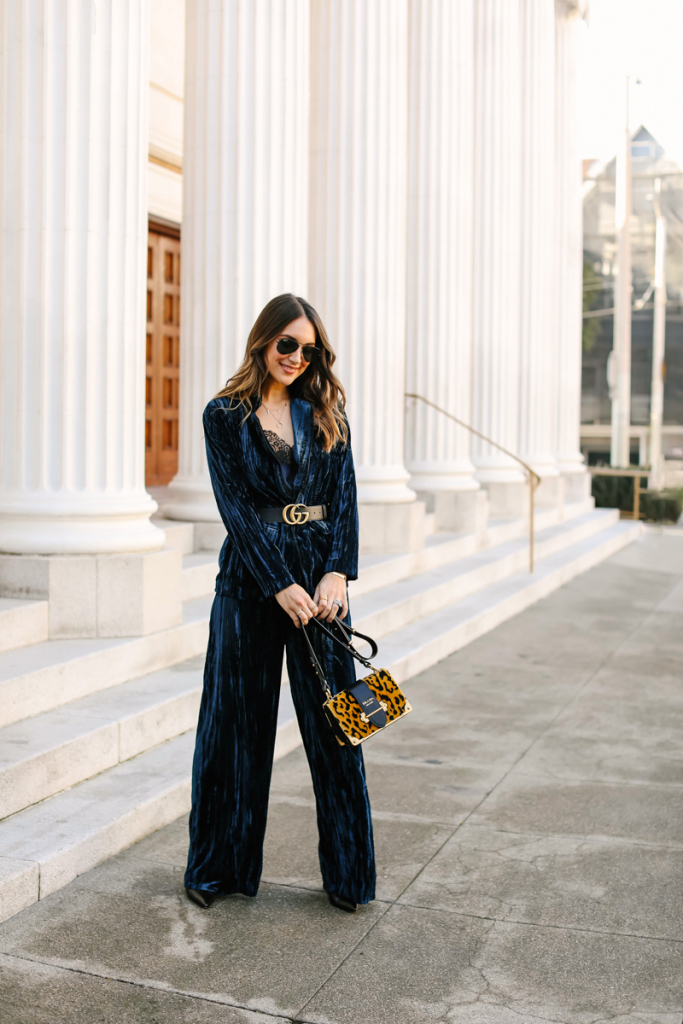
[275, 583, 319, 628]
[313, 572, 348, 622]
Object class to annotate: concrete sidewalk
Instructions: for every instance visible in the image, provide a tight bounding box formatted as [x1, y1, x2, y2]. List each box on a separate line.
[1, 529, 683, 1023]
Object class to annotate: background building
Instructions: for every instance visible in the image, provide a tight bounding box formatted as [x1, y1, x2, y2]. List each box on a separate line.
[581, 125, 683, 465]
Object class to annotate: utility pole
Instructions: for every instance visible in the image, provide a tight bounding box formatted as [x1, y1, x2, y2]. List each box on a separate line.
[649, 177, 667, 488]
[610, 76, 632, 468]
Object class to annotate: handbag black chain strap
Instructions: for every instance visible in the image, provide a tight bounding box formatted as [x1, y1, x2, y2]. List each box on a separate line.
[300, 618, 378, 700]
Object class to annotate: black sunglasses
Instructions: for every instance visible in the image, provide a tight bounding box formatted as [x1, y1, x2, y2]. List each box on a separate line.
[276, 337, 320, 362]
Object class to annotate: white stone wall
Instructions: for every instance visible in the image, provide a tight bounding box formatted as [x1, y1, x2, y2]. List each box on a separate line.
[148, 0, 185, 223]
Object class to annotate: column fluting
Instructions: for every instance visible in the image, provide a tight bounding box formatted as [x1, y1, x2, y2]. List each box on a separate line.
[404, 0, 479, 494]
[0, 0, 162, 554]
[470, 0, 526, 486]
[164, 0, 310, 522]
[554, 0, 586, 477]
[518, 0, 561, 483]
[308, 0, 414, 504]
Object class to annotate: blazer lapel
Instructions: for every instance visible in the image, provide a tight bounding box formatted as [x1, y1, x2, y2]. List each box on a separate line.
[291, 398, 313, 494]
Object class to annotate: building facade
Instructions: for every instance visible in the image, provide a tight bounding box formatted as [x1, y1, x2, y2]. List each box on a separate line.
[581, 126, 683, 466]
[0, 0, 588, 624]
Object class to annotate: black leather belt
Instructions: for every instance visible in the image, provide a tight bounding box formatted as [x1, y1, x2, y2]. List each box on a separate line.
[258, 503, 328, 525]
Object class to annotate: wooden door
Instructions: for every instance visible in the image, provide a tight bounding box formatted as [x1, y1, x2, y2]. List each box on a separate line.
[146, 230, 180, 486]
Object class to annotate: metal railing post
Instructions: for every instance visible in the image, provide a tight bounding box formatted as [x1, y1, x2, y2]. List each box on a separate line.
[405, 393, 541, 573]
[529, 471, 536, 573]
[634, 474, 641, 521]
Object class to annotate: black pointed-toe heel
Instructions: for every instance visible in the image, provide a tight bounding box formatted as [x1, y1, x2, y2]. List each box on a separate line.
[328, 892, 358, 913]
[186, 888, 215, 909]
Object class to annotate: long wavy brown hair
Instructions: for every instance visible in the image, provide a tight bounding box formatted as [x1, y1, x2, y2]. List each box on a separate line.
[215, 294, 348, 451]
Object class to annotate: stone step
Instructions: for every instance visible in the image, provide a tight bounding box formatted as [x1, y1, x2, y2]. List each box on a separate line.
[0, 511, 612, 820]
[172, 497, 596, 604]
[153, 519, 195, 555]
[375, 518, 640, 685]
[0, 502, 600, 732]
[0, 658, 205, 820]
[0, 515, 637, 925]
[0, 597, 49, 655]
[353, 508, 617, 639]
[0, 650, 301, 822]
[0, 689, 299, 923]
[181, 551, 219, 601]
[0, 595, 213, 731]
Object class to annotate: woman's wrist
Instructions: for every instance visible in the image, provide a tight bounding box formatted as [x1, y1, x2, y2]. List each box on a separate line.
[329, 570, 346, 581]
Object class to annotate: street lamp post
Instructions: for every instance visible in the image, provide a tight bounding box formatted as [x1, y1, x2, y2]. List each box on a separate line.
[649, 177, 667, 488]
[610, 76, 632, 468]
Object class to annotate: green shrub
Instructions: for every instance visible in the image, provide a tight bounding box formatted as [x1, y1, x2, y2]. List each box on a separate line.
[591, 474, 682, 522]
[591, 474, 640, 513]
[639, 488, 683, 523]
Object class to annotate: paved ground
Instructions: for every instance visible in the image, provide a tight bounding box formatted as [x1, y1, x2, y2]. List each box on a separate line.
[1, 528, 683, 1024]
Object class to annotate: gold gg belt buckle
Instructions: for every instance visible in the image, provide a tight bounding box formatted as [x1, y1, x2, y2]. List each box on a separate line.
[282, 503, 310, 525]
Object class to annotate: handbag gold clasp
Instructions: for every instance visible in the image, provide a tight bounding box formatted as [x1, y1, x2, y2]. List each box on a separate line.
[282, 503, 310, 525]
[360, 700, 388, 724]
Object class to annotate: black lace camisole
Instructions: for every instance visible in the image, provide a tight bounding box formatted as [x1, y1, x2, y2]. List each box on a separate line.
[263, 429, 298, 489]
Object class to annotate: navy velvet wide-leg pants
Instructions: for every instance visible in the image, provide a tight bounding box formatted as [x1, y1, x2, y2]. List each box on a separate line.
[184, 595, 376, 905]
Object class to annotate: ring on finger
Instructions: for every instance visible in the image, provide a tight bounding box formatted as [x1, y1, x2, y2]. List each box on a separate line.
[333, 598, 342, 608]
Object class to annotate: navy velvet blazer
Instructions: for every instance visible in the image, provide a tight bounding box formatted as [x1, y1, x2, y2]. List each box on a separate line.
[204, 395, 359, 601]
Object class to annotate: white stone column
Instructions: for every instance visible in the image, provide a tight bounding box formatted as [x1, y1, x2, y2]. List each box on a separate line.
[164, 0, 309, 523]
[0, 0, 162, 555]
[404, 0, 480, 520]
[309, 0, 418, 548]
[554, 0, 587, 497]
[471, 0, 527, 518]
[518, 0, 561, 506]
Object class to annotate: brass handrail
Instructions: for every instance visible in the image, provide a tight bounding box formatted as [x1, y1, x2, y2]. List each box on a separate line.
[405, 394, 542, 573]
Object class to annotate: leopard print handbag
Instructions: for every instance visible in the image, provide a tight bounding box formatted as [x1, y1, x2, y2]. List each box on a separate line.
[302, 618, 412, 746]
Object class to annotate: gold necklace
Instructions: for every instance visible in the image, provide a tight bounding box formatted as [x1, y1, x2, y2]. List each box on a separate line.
[262, 400, 289, 430]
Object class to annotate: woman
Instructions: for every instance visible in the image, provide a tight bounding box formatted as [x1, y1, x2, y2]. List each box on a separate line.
[184, 293, 375, 913]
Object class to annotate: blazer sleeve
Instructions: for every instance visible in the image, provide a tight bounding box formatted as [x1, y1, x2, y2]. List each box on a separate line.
[323, 427, 360, 582]
[203, 403, 297, 598]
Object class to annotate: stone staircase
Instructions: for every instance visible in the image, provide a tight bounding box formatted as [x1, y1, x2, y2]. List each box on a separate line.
[0, 497, 639, 923]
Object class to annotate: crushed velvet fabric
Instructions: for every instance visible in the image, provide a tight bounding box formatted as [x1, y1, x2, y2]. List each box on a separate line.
[184, 395, 375, 905]
[203, 395, 359, 600]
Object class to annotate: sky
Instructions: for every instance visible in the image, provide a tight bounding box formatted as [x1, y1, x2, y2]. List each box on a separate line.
[578, 0, 683, 166]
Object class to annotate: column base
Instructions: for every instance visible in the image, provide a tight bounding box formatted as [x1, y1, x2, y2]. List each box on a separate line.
[0, 511, 165, 556]
[480, 481, 527, 520]
[162, 478, 221, 523]
[415, 490, 489, 539]
[561, 469, 591, 504]
[534, 473, 564, 510]
[0, 549, 182, 639]
[152, 516, 227, 553]
[406, 461, 480, 494]
[358, 502, 426, 554]
[355, 465, 417, 505]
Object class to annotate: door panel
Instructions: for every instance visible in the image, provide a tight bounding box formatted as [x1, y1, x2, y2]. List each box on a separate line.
[146, 231, 181, 486]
